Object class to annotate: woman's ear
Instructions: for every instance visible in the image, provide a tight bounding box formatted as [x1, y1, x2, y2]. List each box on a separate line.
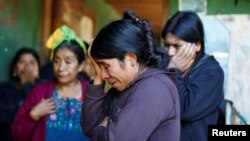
[196, 41, 202, 52]
[125, 52, 137, 67]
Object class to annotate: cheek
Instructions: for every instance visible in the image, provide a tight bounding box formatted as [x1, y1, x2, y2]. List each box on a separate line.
[69, 65, 81, 74]
[31, 64, 38, 69]
[119, 72, 132, 85]
[33, 64, 39, 73]
[52, 64, 59, 71]
[16, 64, 24, 71]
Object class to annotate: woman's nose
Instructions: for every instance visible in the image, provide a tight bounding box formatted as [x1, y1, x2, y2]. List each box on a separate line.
[58, 62, 66, 71]
[168, 46, 177, 56]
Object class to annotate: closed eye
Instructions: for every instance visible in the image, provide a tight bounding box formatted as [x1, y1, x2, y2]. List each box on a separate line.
[103, 64, 109, 70]
[164, 42, 182, 48]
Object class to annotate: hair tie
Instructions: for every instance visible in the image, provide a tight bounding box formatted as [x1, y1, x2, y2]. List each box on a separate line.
[46, 25, 86, 59]
[135, 17, 140, 23]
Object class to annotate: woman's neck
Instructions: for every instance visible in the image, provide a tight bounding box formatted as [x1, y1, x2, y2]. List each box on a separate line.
[55, 79, 82, 98]
[136, 64, 148, 78]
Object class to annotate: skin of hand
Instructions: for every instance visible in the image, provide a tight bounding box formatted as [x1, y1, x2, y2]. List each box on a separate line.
[88, 39, 103, 85]
[99, 116, 109, 127]
[30, 98, 56, 121]
[168, 43, 197, 72]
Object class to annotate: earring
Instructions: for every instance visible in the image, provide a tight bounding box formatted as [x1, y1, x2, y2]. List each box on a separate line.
[12, 72, 17, 77]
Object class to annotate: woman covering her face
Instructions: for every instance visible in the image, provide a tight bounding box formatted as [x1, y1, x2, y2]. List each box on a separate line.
[11, 25, 90, 141]
[161, 10, 224, 141]
[82, 10, 180, 141]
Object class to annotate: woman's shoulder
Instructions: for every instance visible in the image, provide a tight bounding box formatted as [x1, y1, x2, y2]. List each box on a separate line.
[195, 55, 223, 71]
[33, 79, 54, 88]
[0, 81, 21, 101]
[0, 81, 17, 89]
[131, 69, 179, 103]
[137, 68, 176, 90]
[145, 68, 174, 81]
[23, 79, 55, 100]
[28, 79, 55, 95]
[79, 78, 88, 87]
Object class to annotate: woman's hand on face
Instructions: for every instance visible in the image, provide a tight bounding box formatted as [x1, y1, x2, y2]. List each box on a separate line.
[168, 43, 196, 72]
[30, 98, 56, 121]
[88, 39, 103, 85]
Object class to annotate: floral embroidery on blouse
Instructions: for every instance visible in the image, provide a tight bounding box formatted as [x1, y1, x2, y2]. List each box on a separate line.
[46, 89, 83, 131]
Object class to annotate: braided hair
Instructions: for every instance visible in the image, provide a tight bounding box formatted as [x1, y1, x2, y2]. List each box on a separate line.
[91, 10, 170, 70]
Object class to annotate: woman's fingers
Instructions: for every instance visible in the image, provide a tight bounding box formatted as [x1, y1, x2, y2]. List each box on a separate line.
[168, 43, 196, 72]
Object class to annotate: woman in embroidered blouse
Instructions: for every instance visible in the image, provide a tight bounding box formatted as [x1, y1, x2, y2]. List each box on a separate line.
[11, 25, 89, 141]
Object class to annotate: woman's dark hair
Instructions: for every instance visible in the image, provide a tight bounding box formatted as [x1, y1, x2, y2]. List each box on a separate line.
[91, 10, 169, 70]
[83, 40, 89, 50]
[53, 40, 86, 64]
[9, 47, 40, 80]
[161, 10, 205, 59]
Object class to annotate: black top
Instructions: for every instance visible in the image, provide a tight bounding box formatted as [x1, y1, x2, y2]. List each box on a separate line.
[0, 80, 39, 141]
[169, 54, 224, 141]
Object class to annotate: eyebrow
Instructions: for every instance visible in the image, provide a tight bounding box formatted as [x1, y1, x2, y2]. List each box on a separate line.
[164, 41, 179, 46]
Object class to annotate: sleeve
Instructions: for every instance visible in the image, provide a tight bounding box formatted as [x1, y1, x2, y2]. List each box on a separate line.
[93, 77, 177, 141]
[20, 82, 35, 98]
[0, 82, 22, 125]
[11, 85, 44, 141]
[82, 83, 107, 137]
[173, 62, 224, 121]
